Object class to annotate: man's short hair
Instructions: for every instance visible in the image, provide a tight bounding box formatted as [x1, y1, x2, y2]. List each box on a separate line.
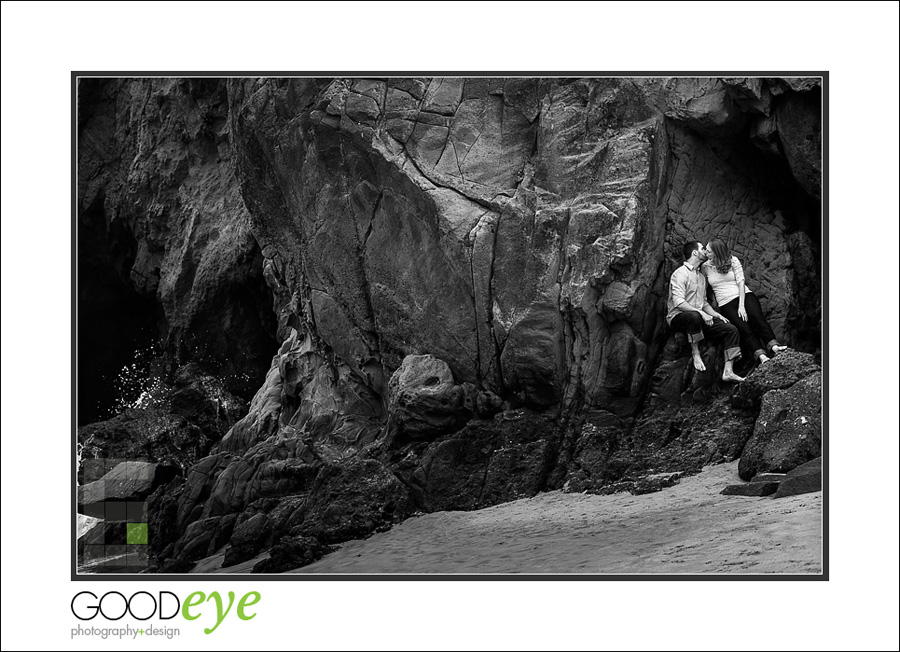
[682, 241, 702, 261]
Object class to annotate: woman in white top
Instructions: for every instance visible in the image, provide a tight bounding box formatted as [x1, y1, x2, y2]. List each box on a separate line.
[701, 239, 788, 364]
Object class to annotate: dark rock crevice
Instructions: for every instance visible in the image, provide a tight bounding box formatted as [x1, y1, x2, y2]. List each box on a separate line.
[485, 206, 506, 393]
[78, 192, 164, 424]
[79, 78, 279, 389]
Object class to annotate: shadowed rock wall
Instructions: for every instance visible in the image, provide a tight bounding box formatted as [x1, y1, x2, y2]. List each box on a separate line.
[78, 79, 278, 423]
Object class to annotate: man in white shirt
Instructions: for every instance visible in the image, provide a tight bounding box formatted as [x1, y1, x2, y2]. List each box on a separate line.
[665, 241, 745, 382]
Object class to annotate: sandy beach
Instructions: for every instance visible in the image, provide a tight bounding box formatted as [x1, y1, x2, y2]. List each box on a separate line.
[291, 460, 821, 575]
[197, 460, 821, 575]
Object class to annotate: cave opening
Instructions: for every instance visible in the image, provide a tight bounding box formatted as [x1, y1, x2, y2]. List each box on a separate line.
[733, 102, 823, 355]
[77, 195, 163, 425]
[77, 196, 280, 424]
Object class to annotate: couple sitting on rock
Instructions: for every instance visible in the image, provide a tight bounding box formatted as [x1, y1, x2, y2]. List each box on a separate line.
[666, 239, 788, 383]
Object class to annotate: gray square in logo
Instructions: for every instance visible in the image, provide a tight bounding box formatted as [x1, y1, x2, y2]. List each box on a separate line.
[82, 501, 105, 519]
[126, 544, 149, 568]
[126, 501, 146, 522]
[105, 544, 126, 565]
[105, 501, 127, 521]
[104, 523, 126, 545]
[83, 544, 106, 564]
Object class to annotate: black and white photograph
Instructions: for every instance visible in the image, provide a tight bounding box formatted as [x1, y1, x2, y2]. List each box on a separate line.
[2, 3, 898, 650]
[75, 74, 824, 576]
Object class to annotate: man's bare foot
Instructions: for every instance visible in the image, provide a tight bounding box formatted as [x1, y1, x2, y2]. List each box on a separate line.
[722, 370, 745, 382]
[758, 354, 770, 364]
[692, 354, 706, 372]
[771, 345, 788, 354]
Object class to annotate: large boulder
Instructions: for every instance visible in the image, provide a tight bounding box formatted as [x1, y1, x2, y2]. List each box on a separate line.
[732, 350, 821, 409]
[773, 457, 822, 498]
[387, 354, 474, 440]
[738, 372, 822, 480]
[721, 481, 780, 497]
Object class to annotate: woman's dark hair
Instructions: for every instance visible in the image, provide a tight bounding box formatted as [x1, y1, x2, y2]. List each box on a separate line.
[708, 239, 732, 274]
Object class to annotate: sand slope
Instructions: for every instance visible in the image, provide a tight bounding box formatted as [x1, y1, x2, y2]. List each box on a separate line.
[289, 460, 822, 575]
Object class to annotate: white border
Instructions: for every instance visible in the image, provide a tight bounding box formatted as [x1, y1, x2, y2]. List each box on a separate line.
[3, 2, 899, 650]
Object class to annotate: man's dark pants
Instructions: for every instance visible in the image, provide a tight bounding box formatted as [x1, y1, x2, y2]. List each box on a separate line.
[669, 312, 742, 362]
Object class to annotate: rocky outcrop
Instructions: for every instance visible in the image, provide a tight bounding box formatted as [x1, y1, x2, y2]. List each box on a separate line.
[732, 350, 821, 410]
[720, 455, 822, 498]
[288, 458, 412, 543]
[739, 371, 822, 480]
[721, 481, 780, 497]
[224, 77, 820, 419]
[77, 77, 822, 572]
[387, 354, 475, 440]
[251, 536, 334, 574]
[78, 364, 246, 471]
[396, 411, 557, 511]
[773, 457, 822, 498]
[222, 513, 272, 566]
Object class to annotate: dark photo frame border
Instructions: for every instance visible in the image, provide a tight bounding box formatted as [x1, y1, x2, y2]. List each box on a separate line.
[71, 70, 828, 581]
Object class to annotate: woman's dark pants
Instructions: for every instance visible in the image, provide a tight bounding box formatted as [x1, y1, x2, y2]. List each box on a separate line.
[717, 293, 781, 361]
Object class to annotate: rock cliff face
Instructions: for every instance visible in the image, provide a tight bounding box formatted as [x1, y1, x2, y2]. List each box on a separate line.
[77, 77, 822, 572]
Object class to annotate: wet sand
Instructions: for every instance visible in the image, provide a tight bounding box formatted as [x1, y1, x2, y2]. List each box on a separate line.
[289, 460, 822, 575]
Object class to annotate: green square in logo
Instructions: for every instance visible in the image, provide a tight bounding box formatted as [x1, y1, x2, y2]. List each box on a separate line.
[126, 523, 148, 545]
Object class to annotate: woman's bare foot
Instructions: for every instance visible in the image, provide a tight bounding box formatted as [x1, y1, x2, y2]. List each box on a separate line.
[771, 345, 788, 355]
[692, 353, 706, 372]
[722, 370, 745, 382]
[758, 354, 771, 364]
